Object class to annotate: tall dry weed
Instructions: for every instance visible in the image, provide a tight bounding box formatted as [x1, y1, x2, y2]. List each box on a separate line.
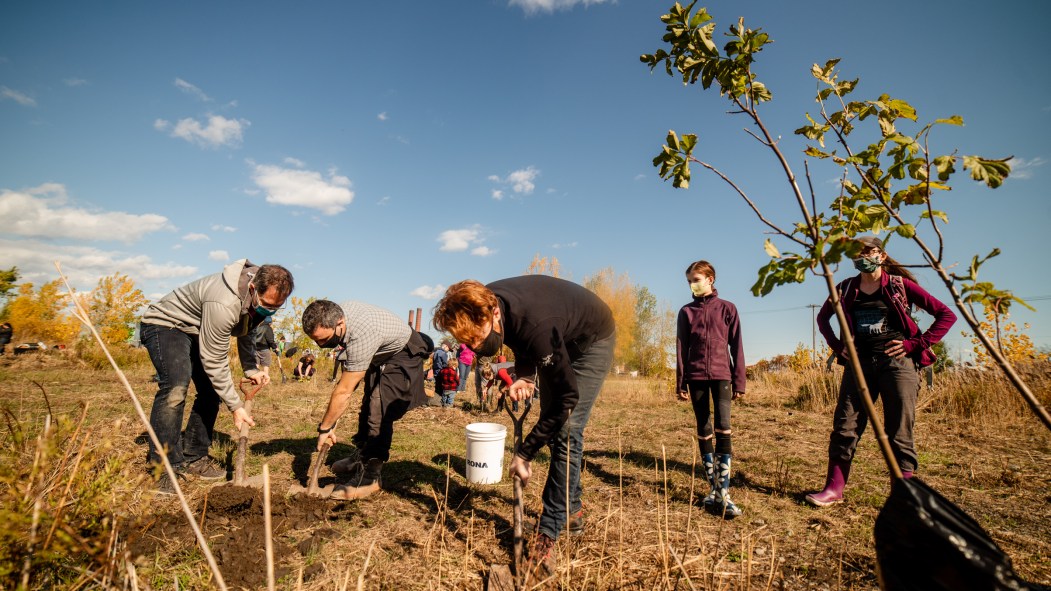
[0, 395, 143, 589]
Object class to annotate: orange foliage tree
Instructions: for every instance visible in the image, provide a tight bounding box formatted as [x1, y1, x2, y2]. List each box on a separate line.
[3, 280, 81, 344]
[970, 304, 1049, 367]
[87, 273, 148, 344]
[583, 267, 637, 370]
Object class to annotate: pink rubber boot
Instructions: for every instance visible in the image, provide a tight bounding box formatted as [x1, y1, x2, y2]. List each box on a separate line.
[805, 459, 851, 507]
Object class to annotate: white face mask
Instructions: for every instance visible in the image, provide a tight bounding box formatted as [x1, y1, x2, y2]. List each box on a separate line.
[690, 280, 712, 297]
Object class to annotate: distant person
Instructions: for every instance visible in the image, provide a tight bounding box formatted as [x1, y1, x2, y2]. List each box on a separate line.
[0, 322, 12, 356]
[676, 260, 746, 519]
[432, 342, 450, 402]
[806, 236, 957, 507]
[434, 276, 614, 577]
[437, 358, 460, 408]
[140, 261, 293, 494]
[252, 316, 279, 377]
[303, 299, 432, 500]
[330, 343, 346, 382]
[456, 343, 475, 395]
[294, 352, 317, 380]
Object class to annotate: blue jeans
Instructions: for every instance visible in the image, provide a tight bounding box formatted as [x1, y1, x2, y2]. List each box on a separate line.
[457, 361, 470, 392]
[141, 322, 222, 468]
[538, 331, 615, 540]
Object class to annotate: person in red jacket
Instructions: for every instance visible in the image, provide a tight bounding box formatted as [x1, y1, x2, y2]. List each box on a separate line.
[676, 260, 746, 519]
[437, 358, 461, 408]
[806, 236, 957, 507]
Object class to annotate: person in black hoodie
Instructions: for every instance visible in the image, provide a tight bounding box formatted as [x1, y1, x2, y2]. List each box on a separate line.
[433, 276, 615, 576]
[676, 260, 746, 519]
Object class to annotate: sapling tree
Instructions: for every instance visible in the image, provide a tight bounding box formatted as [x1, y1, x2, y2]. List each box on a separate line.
[640, 2, 1049, 452]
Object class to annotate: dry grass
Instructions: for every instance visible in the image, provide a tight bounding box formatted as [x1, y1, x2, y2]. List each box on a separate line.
[1, 352, 1049, 590]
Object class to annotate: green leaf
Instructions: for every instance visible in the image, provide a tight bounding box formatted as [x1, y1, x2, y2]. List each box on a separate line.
[934, 115, 963, 126]
[763, 239, 780, 258]
[804, 146, 830, 159]
[933, 155, 956, 181]
[920, 210, 949, 223]
[963, 155, 1012, 188]
[894, 224, 916, 238]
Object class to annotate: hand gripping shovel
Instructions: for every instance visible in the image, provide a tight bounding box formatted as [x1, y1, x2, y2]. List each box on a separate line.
[232, 378, 265, 487]
[488, 394, 533, 591]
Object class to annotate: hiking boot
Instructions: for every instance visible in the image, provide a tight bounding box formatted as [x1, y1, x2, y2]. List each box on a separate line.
[805, 459, 851, 508]
[331, 452, 362, 475]
[331, 458, 383, 501]
[155, 471, 185, 496]
[567, 508, 586, 536]
[525, 533, 557, 579]
[183, 456, 227, 481]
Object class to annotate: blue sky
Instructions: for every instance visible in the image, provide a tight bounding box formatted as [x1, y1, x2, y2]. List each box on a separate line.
[2, 0, 1049, 362]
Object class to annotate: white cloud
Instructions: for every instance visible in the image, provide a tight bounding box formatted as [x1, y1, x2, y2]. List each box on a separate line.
[552, 242, 578, 249]
[208, 250, 229, 261]
[168, 115, 249, 148]
[211, 224, 237, 232]
[0, 183, 172, 243]
[182, 233, 209, 241]
[378, 112, 388, 121]
[0, 86, 36, 107]
[250, 162, 354, 215]
[438, 225, 492, 254]
[153, 118, 170, 131]
[172, 244, 183, 250]
[377, 196, 390, 205]
[489, 166, 540, 197]
[283, 157, 306, 168]
[1007, 156, 1046, 180]
[0, 237, 197, 291]
[509, 0, 611, 15]
[411, 284, 447, 300]
[64, 78, 88, 87]
[174, 78, 212, 102]
[634, 173, 646, 181]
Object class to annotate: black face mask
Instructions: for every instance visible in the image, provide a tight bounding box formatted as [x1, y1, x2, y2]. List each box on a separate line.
[318, 326, 343, 349]
[475, 322, 504, 357]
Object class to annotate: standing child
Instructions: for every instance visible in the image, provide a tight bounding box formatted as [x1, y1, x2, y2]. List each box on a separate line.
[676, 260, 746, 519]
[437, 358, 460, 408]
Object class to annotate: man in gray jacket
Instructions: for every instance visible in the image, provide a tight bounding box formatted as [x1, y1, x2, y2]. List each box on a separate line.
[140, 260, 294, 493]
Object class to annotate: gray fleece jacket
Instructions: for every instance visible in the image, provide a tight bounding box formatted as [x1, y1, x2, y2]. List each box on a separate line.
[141, 259, 262, 411]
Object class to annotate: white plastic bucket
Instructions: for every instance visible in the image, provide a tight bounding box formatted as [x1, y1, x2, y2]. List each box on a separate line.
[465, 422, 507, 484]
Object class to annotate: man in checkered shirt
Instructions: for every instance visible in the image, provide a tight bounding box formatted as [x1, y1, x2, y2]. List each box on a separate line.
[303, 299, 433, 500]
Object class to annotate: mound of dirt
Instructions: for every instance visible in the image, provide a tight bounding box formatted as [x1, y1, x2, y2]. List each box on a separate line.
[127, 485, 349, 589]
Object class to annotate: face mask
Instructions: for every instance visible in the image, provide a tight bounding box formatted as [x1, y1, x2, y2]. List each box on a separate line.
[853, 256, 881, 273]
[475, 322, 504, 357]
[251, 285, 280, 317]
[318, 325, 343, 349]
[690, 280, 712, 298]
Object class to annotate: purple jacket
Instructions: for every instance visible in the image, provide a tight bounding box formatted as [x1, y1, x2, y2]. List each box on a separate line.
[817, 273, 956, 368]
[676, 289, 746, 393]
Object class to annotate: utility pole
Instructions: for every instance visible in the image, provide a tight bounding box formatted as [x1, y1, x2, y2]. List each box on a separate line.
[807, 304, 820, 363]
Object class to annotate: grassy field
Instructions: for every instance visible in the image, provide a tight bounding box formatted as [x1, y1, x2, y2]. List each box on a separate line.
[1, 350, 1049, 590]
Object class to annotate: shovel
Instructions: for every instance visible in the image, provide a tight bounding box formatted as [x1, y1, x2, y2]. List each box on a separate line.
[232, 378, 265, 487]
[288, 442, 336, 498]
[488, 393, 533, 591]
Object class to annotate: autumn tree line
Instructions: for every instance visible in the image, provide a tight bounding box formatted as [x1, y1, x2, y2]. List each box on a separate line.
[0, 260, 1043, 371]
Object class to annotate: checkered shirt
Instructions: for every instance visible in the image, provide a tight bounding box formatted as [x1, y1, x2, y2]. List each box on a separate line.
[338, 301, 412, 372]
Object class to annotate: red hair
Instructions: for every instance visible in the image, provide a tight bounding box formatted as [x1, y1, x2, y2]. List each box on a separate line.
[432, 280, 498, 344]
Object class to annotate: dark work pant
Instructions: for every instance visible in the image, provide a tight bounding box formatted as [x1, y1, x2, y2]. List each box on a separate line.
[828, 355, 920, 472]
[141, 322, 222, 468]
[354, 333, 428, 462]
[687, 380, 733, 453]
[538, 331, 616, 540]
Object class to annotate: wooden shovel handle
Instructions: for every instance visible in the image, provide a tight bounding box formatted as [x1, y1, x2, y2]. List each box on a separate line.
[307, 443, 331, 496]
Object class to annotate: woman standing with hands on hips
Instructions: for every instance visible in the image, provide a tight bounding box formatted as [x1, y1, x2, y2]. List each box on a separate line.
[676, 260, 746, 519]
[433, 276, 615, 577]
[806, 236, 956, 507]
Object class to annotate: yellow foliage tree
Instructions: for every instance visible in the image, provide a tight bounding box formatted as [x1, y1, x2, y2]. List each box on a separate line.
[583, 267, 637, 369]
[526, 254, 561, 277]
[87, 273, 148, 344]
[969, 305, 1049, 367]
[3, 280, 81, 344]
